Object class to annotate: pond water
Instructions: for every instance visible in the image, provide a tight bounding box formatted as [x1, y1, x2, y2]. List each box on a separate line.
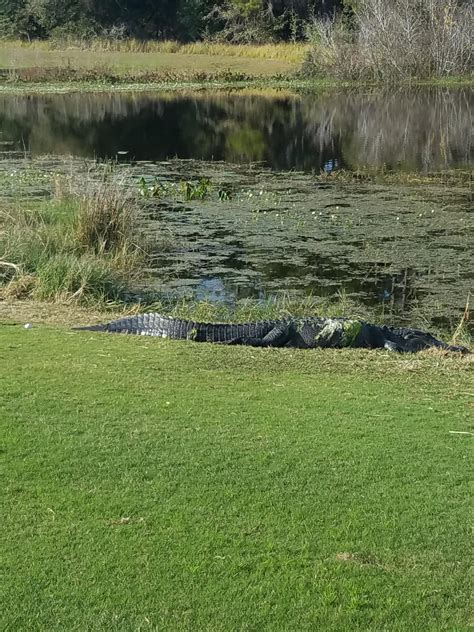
[134, 159, 472, 328]
[0, 88, 472, 326]
[0, 88, 472, 171]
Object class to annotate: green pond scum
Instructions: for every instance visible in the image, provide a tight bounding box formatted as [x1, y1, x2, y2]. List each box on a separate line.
[0, 156, 472, 335]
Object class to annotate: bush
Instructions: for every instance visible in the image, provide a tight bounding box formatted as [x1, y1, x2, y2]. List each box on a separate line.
[303, 0, 473, 80]
[303, 15, 359, 79]
[356, 0, 473, 79]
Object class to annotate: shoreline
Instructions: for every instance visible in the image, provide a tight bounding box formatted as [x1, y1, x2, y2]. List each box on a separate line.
[0, 77, 472, 96]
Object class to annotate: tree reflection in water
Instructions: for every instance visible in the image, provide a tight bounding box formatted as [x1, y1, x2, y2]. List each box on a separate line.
[0, 88, 471, 172]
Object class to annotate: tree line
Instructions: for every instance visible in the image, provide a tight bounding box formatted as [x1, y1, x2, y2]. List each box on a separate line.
[0, 0, 348, 41]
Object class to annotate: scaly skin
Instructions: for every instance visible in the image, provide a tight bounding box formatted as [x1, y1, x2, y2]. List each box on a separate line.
[74, 314, 469, 353]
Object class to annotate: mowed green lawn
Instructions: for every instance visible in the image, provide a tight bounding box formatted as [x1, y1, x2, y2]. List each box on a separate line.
[1, 325, 472, 631]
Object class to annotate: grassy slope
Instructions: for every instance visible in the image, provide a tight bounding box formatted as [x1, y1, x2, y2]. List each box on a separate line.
[0, 45, 297, 76]
[1, 323, 472, 631]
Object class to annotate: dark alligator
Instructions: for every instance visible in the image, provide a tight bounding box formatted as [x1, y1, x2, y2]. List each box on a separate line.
[74, 313, 469, 353]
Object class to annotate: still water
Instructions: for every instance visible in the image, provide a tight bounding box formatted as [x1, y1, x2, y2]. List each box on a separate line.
[0, 88, 472, 171]
[0, 88, 471, 324]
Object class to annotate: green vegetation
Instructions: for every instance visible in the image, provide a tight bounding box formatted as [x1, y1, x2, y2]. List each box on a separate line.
[0, 41, 299, 82]
[182, 177, 213, 200]
[0, 1, 340, 42]
[0, 171, 147, 303]
[0, 1, 471, 86]
[1, 323, 472, 630]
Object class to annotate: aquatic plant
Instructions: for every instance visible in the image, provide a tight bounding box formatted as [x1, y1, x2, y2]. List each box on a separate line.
[218, 188, 232, 201]
[181, 177, 212, 201]
[138, 176, 162, 198]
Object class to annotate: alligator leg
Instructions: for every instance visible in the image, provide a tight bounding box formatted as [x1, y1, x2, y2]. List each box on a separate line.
[352, 324, 469, 353]
[221, 323, 292, 347]
[351, 324, 414, 351]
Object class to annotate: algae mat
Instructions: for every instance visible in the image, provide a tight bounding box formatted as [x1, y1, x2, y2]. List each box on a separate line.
[0, 156, 472, 328]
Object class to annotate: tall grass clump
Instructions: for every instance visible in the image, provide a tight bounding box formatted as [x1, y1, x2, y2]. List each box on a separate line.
[0, 173, 147, 304]
[70, 176, 142, 257]
[304, 0, 473, 81]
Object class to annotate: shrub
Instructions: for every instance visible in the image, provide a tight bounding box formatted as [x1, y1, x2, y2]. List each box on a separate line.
[303, 0, 473, 80]
[303, 15, 359, 80]
[356, 0, 473, 79]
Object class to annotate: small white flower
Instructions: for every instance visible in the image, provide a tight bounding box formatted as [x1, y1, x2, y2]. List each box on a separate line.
[396, 216, 400, 220]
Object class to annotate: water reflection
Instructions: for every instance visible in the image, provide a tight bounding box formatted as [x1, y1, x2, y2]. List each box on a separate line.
[0, 88, 471, 171]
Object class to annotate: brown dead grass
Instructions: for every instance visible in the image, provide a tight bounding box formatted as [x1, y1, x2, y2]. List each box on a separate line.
[0, 298, 128, 328]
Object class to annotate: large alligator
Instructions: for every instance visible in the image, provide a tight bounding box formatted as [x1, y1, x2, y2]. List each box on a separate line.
[74, 313, 469, 353]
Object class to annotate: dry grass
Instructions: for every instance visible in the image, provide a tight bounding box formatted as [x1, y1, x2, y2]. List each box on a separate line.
[0, 39, 308, 63]
[56, 172, 144, 257]
[0, 298, 125, 327]
[304, 0, 473, 81]
[0, 40, 303, 82]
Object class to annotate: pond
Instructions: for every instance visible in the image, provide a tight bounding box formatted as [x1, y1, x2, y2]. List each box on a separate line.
[0, 88, 471, 326]
[0, 88, 472, 171]
[134, 159, 471, 328]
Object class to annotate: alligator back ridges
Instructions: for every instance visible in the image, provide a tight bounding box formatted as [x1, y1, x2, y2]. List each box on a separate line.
[73, 313, 470, 353]
[74, 313, 285, 342]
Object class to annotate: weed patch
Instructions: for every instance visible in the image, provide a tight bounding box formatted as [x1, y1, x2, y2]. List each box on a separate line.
[0, 171, 149, 304]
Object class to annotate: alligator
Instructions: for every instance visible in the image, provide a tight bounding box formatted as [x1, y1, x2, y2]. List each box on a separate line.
[74, 313, 469, 353]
